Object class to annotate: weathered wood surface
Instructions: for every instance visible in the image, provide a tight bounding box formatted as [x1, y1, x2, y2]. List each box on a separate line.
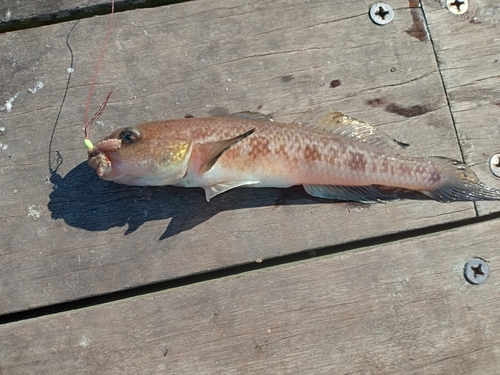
[2, 0, 497, 316]
[422, 0, 500, 216]
[0, 0, 109, 24]
[1, 217, 499, 374]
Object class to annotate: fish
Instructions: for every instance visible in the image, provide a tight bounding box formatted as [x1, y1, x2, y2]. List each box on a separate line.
[87, 109, 500, 203]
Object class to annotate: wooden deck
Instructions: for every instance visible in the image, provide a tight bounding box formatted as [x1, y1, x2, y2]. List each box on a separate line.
[1, 0, 499, 373]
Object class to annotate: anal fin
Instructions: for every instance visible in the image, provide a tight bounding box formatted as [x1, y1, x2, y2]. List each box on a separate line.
[204, 181, 260, 201]
[303, 184, 398, 203]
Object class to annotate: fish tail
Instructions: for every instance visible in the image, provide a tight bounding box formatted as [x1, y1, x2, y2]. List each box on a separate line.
[422, 156, 500, 202]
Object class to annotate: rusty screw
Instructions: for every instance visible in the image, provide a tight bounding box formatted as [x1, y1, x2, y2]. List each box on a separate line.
[446, 0, 468, 15]
[464, 258, 489, 285]
[490, 154, 500, 178]
[369, 3, 394, 25]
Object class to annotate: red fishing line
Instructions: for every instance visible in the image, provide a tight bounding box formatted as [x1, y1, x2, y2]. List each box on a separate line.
[84, 0, 115, 144]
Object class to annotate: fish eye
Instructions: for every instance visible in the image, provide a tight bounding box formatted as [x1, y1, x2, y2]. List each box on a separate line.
[120, 128, 141, 144]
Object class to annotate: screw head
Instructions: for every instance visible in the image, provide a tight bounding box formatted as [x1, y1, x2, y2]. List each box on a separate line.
[446, 0, 468, 15]
[489, 154, 500, 178]
[369, 3, 395, 25]
[464, 258, 489, 285]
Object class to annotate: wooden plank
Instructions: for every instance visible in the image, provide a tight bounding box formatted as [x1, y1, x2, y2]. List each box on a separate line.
[1, 218, 499, 374]
[0, 0, 110, 24]
[0, 0, 476, 315]
[422, 0, 500, 215]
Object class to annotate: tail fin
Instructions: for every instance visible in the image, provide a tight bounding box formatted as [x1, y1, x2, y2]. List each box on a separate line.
[422, 157, 500, 202]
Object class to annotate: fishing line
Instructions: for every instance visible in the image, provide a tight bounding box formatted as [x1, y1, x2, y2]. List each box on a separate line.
[48, 0, 115, 175]
[48, 14, 82, 174]
[83, 0, 115, 147]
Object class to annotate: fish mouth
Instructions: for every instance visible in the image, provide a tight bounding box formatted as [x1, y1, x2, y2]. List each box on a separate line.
[87, 138, 121, 178]
[87, 146, 103, 160]
[87, 147, 111, 178]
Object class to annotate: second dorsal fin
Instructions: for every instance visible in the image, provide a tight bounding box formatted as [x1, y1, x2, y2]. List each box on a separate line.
[226, 111, 274, 122]
[294, 109, 408, 153]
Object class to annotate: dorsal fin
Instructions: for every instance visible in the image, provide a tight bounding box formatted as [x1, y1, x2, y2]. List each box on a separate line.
[293, 109, 345, 128]
[226, 111, 274, 122]
[294, 109, 407, 153]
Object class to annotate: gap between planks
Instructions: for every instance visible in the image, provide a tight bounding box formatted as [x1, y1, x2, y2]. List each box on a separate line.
[1, 210, 499, 326]
[0, 0, 192, 33]
[1, 213, 499, 374]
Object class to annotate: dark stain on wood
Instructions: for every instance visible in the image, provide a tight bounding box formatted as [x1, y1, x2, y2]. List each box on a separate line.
[386, 103, 431, 118]
[254, 340, 265, 354]
[405, 9, 427, 41]
[367, 98, 431, 118]
[330, 79, 341, 88]
[495, 102, 500, 107]
[367, 98, 386, 108]
[408, 0, 420, 7]
[207, 107, 230, 117]
[281, 75, 294, 83]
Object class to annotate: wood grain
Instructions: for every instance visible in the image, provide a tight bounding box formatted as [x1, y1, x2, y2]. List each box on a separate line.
[422, 0, 500, 215]
[0, 0, 110, 24]
[1, 218, 499, 374]
[0, 0, 478, 315]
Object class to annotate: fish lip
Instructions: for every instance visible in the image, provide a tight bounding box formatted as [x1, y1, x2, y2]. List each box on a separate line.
[87, 137, 121, 170]
[87, 146, 103, 161]
[87, 147, 111, 177]
[87, 139, 121, 179]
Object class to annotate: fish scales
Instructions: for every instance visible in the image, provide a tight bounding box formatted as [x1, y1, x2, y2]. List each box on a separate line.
[158, 118, 440, 190]
[127, 118, 391, 187]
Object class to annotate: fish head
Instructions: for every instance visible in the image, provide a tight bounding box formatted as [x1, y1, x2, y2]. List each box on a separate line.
[87, 124, 192, 186]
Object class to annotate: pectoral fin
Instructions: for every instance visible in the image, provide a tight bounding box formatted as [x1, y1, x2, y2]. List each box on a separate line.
[204, 181, 260, 201]
[194, 128, 256, 175]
